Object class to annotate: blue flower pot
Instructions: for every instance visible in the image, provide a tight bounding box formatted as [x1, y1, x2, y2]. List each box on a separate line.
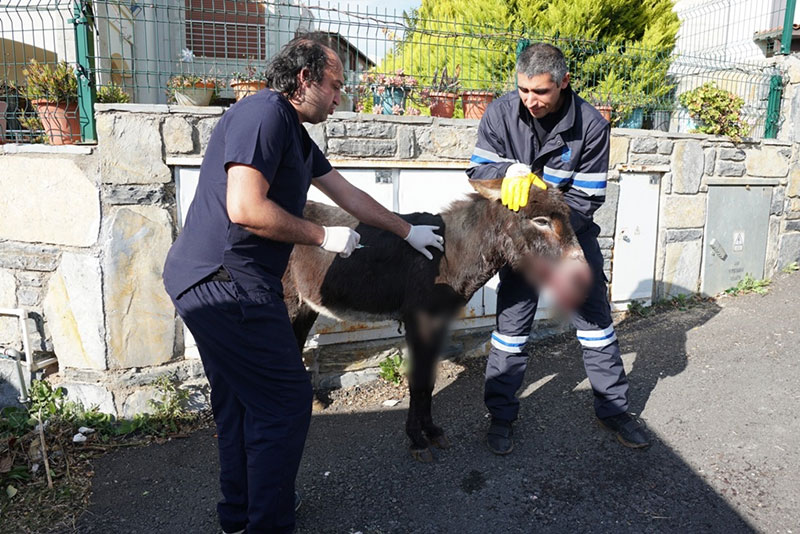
[373, 86, 407, 114]
[619, 107, 644, 129]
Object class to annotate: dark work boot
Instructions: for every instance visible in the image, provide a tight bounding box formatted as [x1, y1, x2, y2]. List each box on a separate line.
[486, 418, 514, 455]
[598, 412, 650, 449]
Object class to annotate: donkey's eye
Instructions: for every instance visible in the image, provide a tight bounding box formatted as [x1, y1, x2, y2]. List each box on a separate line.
[531, 216, 552, 229]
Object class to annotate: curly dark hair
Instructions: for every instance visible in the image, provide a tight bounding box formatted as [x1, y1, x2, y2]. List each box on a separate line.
[265, 33, 336, 98]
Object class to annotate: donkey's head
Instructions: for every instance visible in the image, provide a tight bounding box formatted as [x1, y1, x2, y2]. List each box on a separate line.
[469, 178, 591, 310]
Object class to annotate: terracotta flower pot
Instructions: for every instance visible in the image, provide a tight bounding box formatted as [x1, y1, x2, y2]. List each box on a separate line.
[594, 104, 613, 122]
[174, 83, 215, 106]
[461, 90, 495, 119]
[429, 91, 458, 118]
[31, 99, 81, 145]
[231, 80, 267, 101]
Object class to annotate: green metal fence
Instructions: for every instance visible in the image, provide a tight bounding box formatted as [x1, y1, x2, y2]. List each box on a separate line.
[0, 0, 791, 144]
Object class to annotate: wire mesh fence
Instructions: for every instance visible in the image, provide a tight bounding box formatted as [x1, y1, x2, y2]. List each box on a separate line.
[0, 0, 790, 144]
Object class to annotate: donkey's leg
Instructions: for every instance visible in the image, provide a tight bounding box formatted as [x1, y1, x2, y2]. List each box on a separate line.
[290, 302, 319, 352]
[403, 313, 435, 462]
[404, 311, 450, 461]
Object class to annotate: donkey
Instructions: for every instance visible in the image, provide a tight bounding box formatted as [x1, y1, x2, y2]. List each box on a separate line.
[283, 178, 588, 462]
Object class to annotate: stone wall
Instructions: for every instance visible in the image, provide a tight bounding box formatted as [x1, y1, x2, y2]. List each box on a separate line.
[1, 104, 798, 412]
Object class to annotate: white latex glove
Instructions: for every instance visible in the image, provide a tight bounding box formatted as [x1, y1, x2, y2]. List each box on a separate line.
[320, 226, 361, 258]
[405, 225, 445, 260]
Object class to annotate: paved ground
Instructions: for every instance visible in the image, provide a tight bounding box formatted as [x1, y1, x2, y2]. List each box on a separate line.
[64, 273, 799, 534]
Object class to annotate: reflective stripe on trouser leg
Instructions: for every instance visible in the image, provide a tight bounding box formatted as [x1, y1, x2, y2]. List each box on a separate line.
[484, 265, 538, 422]
[574, 224, 629, 418]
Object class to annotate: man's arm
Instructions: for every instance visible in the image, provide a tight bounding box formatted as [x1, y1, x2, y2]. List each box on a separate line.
[569, 119, 610, 219]
[312, 168, 444, 260]
[465, 110, 516, 180]
[227, 163, 325, 245]
[312, 168, 410, 238]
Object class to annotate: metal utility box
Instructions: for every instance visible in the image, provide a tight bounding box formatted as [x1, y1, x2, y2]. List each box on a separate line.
[702, 184, 772, 296]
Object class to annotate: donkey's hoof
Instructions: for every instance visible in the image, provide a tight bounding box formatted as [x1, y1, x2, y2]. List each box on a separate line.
[410, 447, 434, 463]
[429, 434, 451, 450]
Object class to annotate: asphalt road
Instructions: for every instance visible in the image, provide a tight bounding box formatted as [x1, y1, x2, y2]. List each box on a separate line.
[64, 273, 800, 534]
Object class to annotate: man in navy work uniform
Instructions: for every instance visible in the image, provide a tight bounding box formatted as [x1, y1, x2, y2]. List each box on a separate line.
[163, 36, 443, 534]
[466, 43, 649, 455]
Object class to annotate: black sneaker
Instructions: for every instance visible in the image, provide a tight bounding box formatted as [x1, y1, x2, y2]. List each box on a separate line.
[599, 412, 650, 449]
[486, 418, 514, 455]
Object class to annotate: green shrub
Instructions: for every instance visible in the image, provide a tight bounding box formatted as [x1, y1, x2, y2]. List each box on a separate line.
[22, 60, 78, 102]
[96, 83, 131, 104]
[679, 82, 749, 141]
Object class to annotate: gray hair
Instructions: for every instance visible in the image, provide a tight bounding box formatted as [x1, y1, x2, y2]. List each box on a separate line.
[516, 43, 568, 83]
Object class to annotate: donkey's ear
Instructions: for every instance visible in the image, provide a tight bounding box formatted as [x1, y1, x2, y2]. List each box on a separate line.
[469, 178, 503, 202]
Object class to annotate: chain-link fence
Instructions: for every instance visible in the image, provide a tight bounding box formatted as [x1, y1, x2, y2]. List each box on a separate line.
[0, 0, 790, 144]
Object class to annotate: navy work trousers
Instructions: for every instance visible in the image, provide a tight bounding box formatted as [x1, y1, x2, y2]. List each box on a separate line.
[484, 221, 629, 422]
[173, 280, 311, 534]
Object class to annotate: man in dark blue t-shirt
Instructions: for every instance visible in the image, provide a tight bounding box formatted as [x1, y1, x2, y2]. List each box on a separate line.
[163, 36, 443, 534]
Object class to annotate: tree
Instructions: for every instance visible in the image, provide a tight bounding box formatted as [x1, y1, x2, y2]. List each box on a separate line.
[378, 0, 680, 114]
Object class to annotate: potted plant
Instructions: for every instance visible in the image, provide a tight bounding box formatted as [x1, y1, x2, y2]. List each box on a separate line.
[462, 88, 495, 119]
[360, 69, 418, 115]
[167, 49, 219, 106]
[230, 60, 267, 101]
[21, 59, 80, 145]
[426, 65, 460, 118]
[96, 83, 131, 104]
[679, 82, 749, 141]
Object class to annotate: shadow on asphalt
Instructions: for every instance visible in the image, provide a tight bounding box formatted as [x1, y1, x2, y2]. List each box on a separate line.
[66, 297, 757, 534]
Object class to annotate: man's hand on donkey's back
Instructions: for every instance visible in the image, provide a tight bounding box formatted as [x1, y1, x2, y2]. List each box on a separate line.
[405, 225, 445, 260]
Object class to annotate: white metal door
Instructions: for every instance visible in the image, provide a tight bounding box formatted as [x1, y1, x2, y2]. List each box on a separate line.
[610, 172, 661, 305]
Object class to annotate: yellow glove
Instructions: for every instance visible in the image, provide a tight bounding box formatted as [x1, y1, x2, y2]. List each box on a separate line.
[501, 164, 547, 211]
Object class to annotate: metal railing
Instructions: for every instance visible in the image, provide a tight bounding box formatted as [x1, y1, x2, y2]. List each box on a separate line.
[0, 0, 791, 144]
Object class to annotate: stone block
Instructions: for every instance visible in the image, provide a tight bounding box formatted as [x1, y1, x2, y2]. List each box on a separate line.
[594, 182, 619, 237]
[718, 148, 745, 161]
[662, 239, 702, 297]
[785, 220, 800, 232]
[61, 382, 115, 413]
[662, 195, 707, 229]
[0, 244, 60, 272]
[665, 228, 703, 243]
[396, 126, 416, 159]
[345, 122, 397, 139]
[104, 184, 169, 205]
[162, 117, 194, 154]
[197, 118, 221, 155]
[104, 206, 175, 369]
[325, 122, 346, 138]
[305, 122, 326, 151]
[97, 114, 171, 183]
[327, 138, 396, 158]
[16, 272, 45, 288]
[120, 388, 158, 418]
[597, 237, 614, 249]
[17, 288, 40, 307]
[0, 157, 100, 247]
[657, 139, 674, 155]
[778, 233, 800, 268]
[42, 253, 107, 370]
[630, 137, 658, 154]
[745, 147, 790, 177]
[672, 141, 704, 194]
[608, 136, 629, 168]
[771, 186, 785, 216]
[715, 161, 746, 177]
[416, 128, 475, 160]
[629, 153, 671, 166]
[0, 270, 18, 345]
[787, 167, 800, 197]
[704, 149, 715, 176]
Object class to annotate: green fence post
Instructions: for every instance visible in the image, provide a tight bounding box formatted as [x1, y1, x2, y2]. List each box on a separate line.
[70, 0, 97, 142]
[781, 0, 797, 55]
[764, 75, 783, 139]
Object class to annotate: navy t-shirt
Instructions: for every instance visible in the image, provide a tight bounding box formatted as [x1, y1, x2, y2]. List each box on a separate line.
[163, 90, 332, 299]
